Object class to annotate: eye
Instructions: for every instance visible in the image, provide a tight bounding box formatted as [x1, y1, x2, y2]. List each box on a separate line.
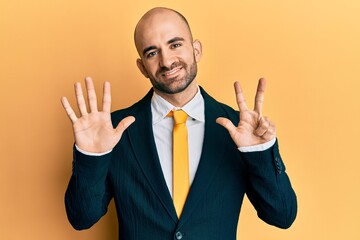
[147, 51, 158, 58]
[171, 43, 182, 49]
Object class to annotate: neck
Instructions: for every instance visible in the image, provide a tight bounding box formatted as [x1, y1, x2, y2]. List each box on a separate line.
[154, 81, 198, 107]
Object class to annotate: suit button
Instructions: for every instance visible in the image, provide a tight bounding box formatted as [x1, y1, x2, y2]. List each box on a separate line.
[275, 157, 282, 174]
[175, 231, 183, 239]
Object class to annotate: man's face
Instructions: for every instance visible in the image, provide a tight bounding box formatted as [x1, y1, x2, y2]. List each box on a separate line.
[135, 11, 202, 95]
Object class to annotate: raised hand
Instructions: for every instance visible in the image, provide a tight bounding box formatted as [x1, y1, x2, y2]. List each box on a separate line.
[216, 78, 276, 148]
[61, 77, 135, 153]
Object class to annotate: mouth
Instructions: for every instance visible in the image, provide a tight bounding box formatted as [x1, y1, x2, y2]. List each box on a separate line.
[162, 67, 183, 78]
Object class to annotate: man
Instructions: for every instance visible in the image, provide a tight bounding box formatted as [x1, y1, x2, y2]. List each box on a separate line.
[61, 7, 297, 240]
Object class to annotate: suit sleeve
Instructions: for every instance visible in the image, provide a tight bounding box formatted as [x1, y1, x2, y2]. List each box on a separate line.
[241, 139, 297, 229]
[64, 147, 113, 230]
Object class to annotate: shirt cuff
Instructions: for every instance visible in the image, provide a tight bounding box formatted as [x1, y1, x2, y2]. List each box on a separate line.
[238, 137, 276, 152]
[75, 144, 113, 156]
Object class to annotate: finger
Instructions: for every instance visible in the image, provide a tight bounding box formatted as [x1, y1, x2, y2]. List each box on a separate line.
[262, 121, 276, 141]
[102, 81, 111, 113]
[85, 77, 98, 113]
[115, 116, 136, 134]
[74, 82, 88, 116]
[234, 81, 249, 112]
[254, 78, 266, 115]
[254, 116, 270, 137]
[216, 117, 237, 134]
[61, 96, 78, 123]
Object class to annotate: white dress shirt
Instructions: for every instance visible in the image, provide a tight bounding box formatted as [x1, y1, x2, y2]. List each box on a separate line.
[76, 86, 276, 197]
[150, 86, 275, 196]
[151, 87, 205, 196]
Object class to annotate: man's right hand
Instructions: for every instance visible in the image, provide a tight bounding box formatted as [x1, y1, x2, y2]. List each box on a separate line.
[61, 77, 135, 153]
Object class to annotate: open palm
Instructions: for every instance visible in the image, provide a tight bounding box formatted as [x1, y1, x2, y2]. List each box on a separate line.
[61, 77, 135, 153]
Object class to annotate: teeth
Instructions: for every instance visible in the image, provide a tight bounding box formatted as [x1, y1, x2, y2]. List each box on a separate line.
[165, 67, 180, 76]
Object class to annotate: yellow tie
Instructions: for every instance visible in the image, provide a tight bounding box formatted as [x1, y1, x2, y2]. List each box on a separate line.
[169, 110, 189, 218]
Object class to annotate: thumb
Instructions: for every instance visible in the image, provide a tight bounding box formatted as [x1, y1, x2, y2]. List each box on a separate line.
[115, 116, 136, 134]
[216, 117, 236, 133]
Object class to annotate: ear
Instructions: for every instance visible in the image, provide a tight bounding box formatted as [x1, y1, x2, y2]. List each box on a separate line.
[193, 40, 202, 63]
[136, 58, 149, 78]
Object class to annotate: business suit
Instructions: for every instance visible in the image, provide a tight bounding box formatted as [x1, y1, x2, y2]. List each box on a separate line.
[65, 87, 297, 240]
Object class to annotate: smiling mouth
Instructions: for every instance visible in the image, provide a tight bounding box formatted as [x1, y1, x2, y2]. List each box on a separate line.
[162, 67, 182, 77]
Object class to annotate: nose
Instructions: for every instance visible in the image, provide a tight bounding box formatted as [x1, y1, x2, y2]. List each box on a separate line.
[159, 49, 175, 69]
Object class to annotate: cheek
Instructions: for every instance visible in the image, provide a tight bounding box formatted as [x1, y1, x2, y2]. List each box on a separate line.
[184, 49, 197, 63]
[143, 62, 158, 75]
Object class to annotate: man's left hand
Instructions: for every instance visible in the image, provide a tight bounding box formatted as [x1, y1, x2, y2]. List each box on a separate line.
[216, 78, 276, 147]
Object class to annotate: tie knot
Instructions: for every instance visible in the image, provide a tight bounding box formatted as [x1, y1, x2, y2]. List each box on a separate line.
[171, 110, 188, 124]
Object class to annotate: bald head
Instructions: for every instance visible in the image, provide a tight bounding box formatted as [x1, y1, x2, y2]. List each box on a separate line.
[134, 7, 193, 57]
[133, 7, 202, 101]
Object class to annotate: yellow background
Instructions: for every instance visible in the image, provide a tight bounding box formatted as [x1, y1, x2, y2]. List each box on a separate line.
[1, 0, 359, 239]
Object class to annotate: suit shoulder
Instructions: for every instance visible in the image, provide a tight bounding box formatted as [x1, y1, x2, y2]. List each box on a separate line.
[201, 87, 239, 122]
[215, 101, 240, 125]
[110, 89, 153, 127]
[111, 105, 133, 122]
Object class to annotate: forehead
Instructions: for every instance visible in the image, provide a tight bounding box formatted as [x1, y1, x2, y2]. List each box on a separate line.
[135, 11, 191, 50]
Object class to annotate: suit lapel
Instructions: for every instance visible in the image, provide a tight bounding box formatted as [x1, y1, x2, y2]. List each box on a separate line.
[126, 90, 178, 223]
[124, 87, 236, 225]
[179, 88, 232, 226]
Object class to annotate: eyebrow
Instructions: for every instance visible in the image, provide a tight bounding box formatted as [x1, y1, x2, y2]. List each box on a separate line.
[168, 37, 185, 44]
[142, 37, 186, 57]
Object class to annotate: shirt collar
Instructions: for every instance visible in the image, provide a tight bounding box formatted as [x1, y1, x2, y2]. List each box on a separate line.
[151, 85, 205, 125]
